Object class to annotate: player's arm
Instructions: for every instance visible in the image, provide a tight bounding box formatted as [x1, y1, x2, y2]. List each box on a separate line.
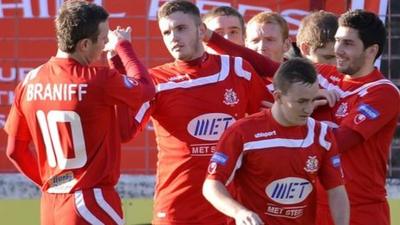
[327, 185, 349, 225]
[204, 30, 280, 78]
[332, 127, 363, 153]
[6, 136, 42, 187]
[203, 179, 263, 225]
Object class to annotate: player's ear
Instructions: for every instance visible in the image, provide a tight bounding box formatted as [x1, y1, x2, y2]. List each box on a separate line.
[198, 22, 206, 40]
[366, 43, 379, 60]
[273, 89, 282, 103]
[299, 42, 311, 56]
[283, 38, 291, 52]
[77, 38, 91, 52]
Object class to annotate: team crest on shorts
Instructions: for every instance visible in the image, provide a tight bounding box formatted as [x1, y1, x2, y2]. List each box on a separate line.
[223, 88, 239, 106]
[304, 156, 319, 173]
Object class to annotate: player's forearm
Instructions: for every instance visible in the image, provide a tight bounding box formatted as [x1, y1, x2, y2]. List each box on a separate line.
[116, 105, 139, 142]
[6, 137, 42, 187]
[328, 185, 350, 225]
[115, 40, 155, 101]
[202, 179, 247, 218]
[205, 32, 280, 78]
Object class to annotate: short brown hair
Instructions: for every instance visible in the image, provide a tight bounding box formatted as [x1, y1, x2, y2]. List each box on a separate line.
[296, 10, 338, 50]
[202, 6, 245, 34]
[158, 0, 201, 25]
[247, 12, 289, 40]
[55, 0, 108, 53]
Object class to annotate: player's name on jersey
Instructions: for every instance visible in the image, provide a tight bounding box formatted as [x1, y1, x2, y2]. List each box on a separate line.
[26, 83, 88, 102]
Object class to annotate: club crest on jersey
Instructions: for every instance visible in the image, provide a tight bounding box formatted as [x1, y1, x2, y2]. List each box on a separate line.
[354, 113, 366, 125]
[208, 162, 218, 174]
[304, 156, 318, 173]
[223, 89, 239, 106]
[335, 102, 349, 118]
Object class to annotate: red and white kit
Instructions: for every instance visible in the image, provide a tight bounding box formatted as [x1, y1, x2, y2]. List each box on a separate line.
[135, 53, 269, 225]
[207, 109, 344, 225]
[313, 64, 400, 225]
[5, 41, 153, 225]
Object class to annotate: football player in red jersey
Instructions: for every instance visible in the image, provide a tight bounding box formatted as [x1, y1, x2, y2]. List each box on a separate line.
[5, 1, 155, 224]
[119, 1, 270, 224]
[203, 58, 349, 225]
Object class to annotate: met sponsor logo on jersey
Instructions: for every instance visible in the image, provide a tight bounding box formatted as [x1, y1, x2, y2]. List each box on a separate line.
[187, 113, 236, 141]
[358, 103, 380, 119]
[265, 177, 312, 205]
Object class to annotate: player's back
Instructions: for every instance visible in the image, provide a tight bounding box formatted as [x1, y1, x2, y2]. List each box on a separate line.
[17, 57, 122, 193]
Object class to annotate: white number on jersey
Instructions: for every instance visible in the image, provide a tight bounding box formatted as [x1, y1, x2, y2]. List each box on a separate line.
[36, 110, 87, 169]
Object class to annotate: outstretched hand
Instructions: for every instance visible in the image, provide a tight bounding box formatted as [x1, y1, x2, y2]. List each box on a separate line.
[104, 26, 132, 52]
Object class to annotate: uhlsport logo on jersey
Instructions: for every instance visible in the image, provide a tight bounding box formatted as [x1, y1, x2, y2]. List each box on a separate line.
[187, 113, 236, 141]
[265, 177, 312, 204]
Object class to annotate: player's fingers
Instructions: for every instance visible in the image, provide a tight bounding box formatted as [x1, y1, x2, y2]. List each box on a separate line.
[314, 99, 328, 108]
[125, 26, 132, 33]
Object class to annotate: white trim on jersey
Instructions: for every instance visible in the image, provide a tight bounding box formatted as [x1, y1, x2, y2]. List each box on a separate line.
[225, 153, 243, 186]
[156, 55, 230, 92]
[319, 122, 331, 151]
[74, 190, 104, 225]
[243, 118, 316, 151]
[135, 101, 151, 123]
[234, 57, 251, 80]
[94, 188, 124, 225]
[317, 75, 400, 99]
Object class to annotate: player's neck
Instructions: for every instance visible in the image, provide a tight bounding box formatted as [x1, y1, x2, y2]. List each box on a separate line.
[55, 49, 91, 66]
[271, 104, 292, 127]
[347, 64, 375, 79]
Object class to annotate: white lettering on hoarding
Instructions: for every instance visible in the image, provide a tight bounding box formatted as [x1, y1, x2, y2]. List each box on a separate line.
[0, 67, 32, 82]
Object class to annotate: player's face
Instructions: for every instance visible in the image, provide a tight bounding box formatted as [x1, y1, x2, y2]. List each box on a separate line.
[205, 15, 244, 46]
[334, 26, 367, 76]
[246, 22, 290, 62]
[87, 21, 109, 63]
[159, 12, 205, 61]
[277, 81, 319, 126]
[308, 42, 336, 65]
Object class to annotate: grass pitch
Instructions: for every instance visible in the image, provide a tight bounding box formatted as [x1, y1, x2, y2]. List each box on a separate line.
[0, 198, 399, 225]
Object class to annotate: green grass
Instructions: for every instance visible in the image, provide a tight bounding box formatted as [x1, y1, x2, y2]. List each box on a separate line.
[0, 198, 399, 225]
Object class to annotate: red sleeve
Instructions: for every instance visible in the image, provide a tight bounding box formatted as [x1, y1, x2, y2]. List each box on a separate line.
[318, 129, 345, 190]
[332, 126, 363, 153]
[6, 136, 42, 187]
[4, 83, 31, 140]
[206, 123, 244, 184]
[102, 40, 155, 109]
[340, 85, 400, 140]
[241, 59, 273, 114]
[206, 32, 280, 78]
[108, 54, 126, 75]
[116, 104, 140, 143]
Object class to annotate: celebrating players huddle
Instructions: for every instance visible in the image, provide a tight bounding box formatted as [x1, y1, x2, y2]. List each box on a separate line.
[5, 1, 399, 225]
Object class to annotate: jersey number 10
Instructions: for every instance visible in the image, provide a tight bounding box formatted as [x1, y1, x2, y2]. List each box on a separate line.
[36, 110, 87, 169]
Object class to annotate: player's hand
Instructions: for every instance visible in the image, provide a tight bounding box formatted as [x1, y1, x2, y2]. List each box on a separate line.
[234, 209, 264, 225]
[314, 89, 341, 108]
[104, 26, 132, 51]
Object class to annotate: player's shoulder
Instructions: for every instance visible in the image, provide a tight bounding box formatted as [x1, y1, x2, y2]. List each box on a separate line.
[149, 62, 177, 83]
[233, 110, 268, 129]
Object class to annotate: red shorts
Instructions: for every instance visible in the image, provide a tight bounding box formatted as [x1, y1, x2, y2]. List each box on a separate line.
[41, 187, 124, 225]
[316, 201, 390, 225]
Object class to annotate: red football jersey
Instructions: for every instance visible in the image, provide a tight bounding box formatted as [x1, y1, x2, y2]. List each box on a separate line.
[313, 65, 400, 205]
[135, 53, 269, 225]
[5, 57, 148, 193]
[207, 109, 344, 225]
